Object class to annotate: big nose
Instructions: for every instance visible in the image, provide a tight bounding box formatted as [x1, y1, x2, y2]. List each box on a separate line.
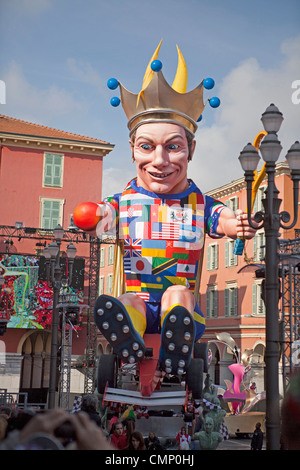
[152, 145, 168, 167]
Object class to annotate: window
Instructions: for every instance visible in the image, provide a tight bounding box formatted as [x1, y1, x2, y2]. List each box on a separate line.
[206, 285, 218, 318]
[253, 231, 265, 261]
[253, 185, 266, 213]
[226, 196, 238, 213]
[107, 274, 113, 294]
[108, 245, 114, 265]
[207, 243, 218, 270]
[225, 240, 238, 267]
[40, 198, 64, 230]
[252, 281, 266, 315]
[100, 247, 105, 268]
[43, 153, 64, 187]
[225, 282, 238, 316]
[99, 276, 105, 295]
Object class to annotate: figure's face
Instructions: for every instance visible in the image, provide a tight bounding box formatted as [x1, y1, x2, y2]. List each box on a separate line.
[131, 122, 195, 195]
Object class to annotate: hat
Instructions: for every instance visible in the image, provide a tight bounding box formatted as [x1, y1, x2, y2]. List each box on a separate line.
[107, 40, 220, 136]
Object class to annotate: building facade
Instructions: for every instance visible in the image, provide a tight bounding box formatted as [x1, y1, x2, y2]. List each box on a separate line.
[199, 162, 300, 397]
[0, 114, 114, 404]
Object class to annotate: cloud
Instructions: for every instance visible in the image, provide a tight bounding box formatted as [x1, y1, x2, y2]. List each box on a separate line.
[67, 58, 106, 96]
[2, 61, 85, 125]
[101, 166, 136, 199]
[189, 34, 300, 193]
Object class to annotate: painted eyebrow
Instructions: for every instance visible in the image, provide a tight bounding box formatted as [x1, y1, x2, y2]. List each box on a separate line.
[135, 134, 185, 144]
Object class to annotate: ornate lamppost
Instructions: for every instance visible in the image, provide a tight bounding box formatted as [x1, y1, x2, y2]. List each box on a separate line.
[43, 224, 77, 409]
[238, 104, 300, 450]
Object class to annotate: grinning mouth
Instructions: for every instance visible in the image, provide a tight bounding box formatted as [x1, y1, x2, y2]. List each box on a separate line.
[148, 171, 174, 179]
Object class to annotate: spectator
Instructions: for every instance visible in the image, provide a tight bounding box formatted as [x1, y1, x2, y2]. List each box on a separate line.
[80, 394, 102, 427]
[145, 431, 163, 451]
[175, 426, 191, 450]
[126, 431, 146, 450]
[250, 422, 264, 450]
[281, 372, 300, 450]
[110, 420, 127, 450]
[0, 408, 114, 450]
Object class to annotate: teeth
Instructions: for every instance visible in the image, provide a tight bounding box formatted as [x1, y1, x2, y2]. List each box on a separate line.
[149, 172, 172, 178]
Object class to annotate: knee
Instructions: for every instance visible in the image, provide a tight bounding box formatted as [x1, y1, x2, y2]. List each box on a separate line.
[165, 285, 190, 295]
[119, 293, 146, 314]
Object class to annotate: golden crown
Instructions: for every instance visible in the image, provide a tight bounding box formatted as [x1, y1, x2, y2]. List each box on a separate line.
[107, 41, 220, 136]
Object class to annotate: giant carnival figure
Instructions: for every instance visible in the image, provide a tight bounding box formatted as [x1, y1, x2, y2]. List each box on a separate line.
[73, 42, 257, 384]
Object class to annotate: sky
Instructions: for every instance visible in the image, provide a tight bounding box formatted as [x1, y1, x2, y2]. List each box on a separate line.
[1, 0, 299, 199]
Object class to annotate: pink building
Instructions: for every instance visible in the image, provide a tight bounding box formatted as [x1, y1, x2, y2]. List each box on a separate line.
[0, 114, 114, 404]
[199, 162, 300, 395]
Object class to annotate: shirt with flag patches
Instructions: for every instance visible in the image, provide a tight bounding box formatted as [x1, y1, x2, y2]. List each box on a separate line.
[104, 178, 225, 302]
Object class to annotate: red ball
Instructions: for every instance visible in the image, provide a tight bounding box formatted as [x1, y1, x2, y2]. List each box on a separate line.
[73, 202, 101, 231]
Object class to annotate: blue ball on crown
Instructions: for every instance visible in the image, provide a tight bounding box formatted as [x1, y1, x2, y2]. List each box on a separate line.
[107, 78, 119, 90]
[209, 97, 221, 108]
[151, 60, 162, 72]
[110, 96, 120, 107]
[203, 78, 215, 90]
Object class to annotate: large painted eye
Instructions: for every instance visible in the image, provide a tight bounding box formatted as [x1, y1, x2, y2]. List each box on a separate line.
[141, 144, 151, 150]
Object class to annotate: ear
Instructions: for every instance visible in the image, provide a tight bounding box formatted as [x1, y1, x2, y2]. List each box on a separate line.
[129, 140, 135, 162]
[189, 139, 196, 161]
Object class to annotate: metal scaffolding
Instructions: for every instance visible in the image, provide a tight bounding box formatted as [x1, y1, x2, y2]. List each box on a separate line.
[279, 238, 300, 393]
[0, 225, 114, 398]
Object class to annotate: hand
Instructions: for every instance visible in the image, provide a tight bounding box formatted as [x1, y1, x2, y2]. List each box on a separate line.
[68, 412, 113, 450]
[18, 409, 70, 443]
[235, 209, 257, 239]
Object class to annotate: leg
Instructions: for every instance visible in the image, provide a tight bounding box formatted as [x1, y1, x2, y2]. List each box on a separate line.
[159, 285, 196, 374]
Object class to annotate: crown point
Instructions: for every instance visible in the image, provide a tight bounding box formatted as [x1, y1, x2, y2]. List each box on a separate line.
[197, 114, 203, 122]
[209, 96, 221, 108]
[110, 96, 120, 107]
[107, 78, 119, 90]
[151, 59, 162, 72]
[203, 78, 215, 90]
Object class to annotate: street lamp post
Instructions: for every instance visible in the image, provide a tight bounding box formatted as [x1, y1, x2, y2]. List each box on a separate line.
[238, 104, 300, 450]
[43, 224, 77, 409]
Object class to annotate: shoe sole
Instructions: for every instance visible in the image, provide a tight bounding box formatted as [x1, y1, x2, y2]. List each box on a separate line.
[94, 294, 145, 364]
[159, 305, 195, 375]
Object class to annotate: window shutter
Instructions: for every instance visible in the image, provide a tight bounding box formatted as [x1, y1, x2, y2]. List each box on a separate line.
[234, 287, 238, 316]
[252, 284, 257, 314]
[225, 288, 229, 316]
[207, 246, 211, 270]
[206, 289, 210, 317]
[213, 289, 218, 317]
[225, 241, 228, 267]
